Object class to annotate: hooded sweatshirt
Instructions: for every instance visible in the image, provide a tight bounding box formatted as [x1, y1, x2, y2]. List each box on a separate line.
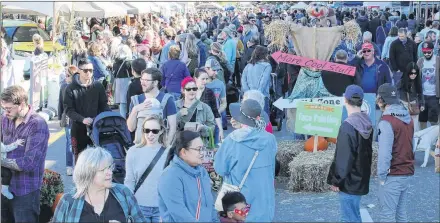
[214, 128, 277, 222]
[327, 112, 373, 195]
[377, 104, 414, 182]
[64, 74, 110, 123]
[158, 156, 219, 222]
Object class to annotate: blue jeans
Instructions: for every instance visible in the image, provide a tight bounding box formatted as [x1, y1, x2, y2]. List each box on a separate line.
[379, 176, 411, 222]
[119, 103, 127, 118]
[65, 126, 73, 167]
[264, 97, 270, 117]
[339, 192, 362, 222]
[139, 206, 160, 223]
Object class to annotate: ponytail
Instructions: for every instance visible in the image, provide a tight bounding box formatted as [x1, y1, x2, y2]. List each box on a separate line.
[163, 130, 201, 168]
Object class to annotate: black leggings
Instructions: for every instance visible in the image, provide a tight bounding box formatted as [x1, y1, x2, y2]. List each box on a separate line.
[71, 122, 93, 164]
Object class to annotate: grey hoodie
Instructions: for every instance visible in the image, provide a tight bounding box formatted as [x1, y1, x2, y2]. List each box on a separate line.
[345, 112, 373, 139]
[377, 104, 413, 181]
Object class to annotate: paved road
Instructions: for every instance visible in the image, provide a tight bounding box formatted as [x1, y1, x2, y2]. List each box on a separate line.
[45, 120, 440, 222]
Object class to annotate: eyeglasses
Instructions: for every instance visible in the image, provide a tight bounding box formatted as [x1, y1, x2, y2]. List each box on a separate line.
[233, 204, 251, 217]
[187, 146, 205, 154]
[185, 87, 198, 92]
[1, 104, 18, 112]
[143, 128, 161, 134]
[99, 163, 115, 172]
[362, 49, 372, 53]
[80, 68, 94, 73]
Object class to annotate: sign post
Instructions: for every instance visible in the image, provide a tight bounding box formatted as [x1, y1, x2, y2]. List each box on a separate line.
[295, 101, 343, 152]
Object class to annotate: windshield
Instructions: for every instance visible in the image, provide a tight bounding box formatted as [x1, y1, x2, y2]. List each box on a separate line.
[11, 26, 50, 42]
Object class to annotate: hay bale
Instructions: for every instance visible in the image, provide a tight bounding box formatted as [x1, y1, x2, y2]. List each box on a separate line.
[276, 140, 305, 177]
[288, 149, 335, 192]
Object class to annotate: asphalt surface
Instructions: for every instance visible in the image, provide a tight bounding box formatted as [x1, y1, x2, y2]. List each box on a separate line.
[45, 120, 440, 222]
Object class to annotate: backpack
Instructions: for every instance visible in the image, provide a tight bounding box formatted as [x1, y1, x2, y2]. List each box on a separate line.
[130, 93, 172, 143]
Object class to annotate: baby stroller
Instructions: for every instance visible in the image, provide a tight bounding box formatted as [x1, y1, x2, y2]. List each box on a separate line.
[90, 111, 134, 183]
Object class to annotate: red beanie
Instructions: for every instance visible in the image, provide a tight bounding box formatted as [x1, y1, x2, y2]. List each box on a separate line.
[181, 76, 195, 89]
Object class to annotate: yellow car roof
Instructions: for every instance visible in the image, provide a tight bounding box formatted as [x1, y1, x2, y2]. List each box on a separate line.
[2, 19, 37, 27]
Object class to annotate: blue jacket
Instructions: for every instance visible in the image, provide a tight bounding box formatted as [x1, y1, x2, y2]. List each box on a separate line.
[88, 55, 109, 80]
[158, 156, 219, 222]
[196, 40, 208, 68]
[375, 26, 390, 47]
[353, 57, 392, 93]
[222, 37, 237, 73]
[241, 61, 272, 98]
[214, 128, 277, 222]
[160, 59, 190, 94]
[52, 183, 146, 223]
[381, 36, 398, 59]
[159, 40, 177, 67]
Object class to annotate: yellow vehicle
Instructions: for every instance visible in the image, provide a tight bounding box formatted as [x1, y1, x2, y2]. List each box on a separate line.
[2, 19, 64, 58]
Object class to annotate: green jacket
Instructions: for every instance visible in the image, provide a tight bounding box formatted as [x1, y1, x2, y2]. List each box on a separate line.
[176, 99, 215, 137]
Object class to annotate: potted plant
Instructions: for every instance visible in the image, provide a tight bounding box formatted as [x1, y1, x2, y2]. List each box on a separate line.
[39, 169, 64, 223]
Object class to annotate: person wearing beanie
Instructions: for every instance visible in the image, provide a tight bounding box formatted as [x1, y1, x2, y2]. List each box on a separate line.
[220, 26, 238, 74]
[376, 83, 414, 222]
[327, 85, 373, 222]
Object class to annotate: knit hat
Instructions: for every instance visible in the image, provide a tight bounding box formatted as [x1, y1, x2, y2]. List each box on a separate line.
[181, 76, 195, 89]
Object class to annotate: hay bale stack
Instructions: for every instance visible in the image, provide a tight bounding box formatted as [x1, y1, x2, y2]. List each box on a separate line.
[276, 140, 305, 177]
[288, 148, 336, 192]
[371, 142, 379, 177]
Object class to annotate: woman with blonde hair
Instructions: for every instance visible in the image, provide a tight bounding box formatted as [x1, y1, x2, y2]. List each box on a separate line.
[71, 37, 88, 67]
[185, 33, 199, 76]
[125, 114, 169, 222]
[32, 33, 44, 56]
[52, 147, 146, 222]
[87, 41, 110, 87]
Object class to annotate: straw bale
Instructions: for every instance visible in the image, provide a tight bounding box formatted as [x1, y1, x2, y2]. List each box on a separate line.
[287, 149, 335, 192]
[276, 140, 305, 177]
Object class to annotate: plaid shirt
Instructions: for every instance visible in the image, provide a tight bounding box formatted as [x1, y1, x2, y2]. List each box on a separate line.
[52, 183, 146, 223]
[1, 109, 49, 196]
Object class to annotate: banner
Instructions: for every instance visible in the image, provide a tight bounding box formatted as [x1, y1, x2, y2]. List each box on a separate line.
[271, 51, 356, 76]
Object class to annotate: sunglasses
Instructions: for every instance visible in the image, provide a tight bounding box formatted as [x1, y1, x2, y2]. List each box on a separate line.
[233, 204, 251, 217]
[143, 128, 161, 134]
[185, 87, 198, 92]
[362, 49, 372, 53]
[423, 51, 433, 55]
[80, 68, 94, 73]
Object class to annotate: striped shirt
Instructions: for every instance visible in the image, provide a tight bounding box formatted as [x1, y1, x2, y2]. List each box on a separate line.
[1, 108, 49, 196]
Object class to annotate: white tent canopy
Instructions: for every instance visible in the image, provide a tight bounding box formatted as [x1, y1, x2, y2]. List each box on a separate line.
[2, 2, 54, 16]
[56, 2, 105, 18]
[195, 3, 223, 10]
[291, 2, 308, 10]
[91, 2, 127, 17]
[124, 2, 151, 14]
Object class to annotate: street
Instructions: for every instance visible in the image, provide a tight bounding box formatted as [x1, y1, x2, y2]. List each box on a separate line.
[45, 119, 440, 222]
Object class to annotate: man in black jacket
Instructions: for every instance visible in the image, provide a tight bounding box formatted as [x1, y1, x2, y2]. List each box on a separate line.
[356, 10, 370, 34]
[322, 50, 359, 96]
[327, 85, 373, 223]
[64, 58, 110, 163]
[368, 11, 381, 43]
[389, 28, 418, 86]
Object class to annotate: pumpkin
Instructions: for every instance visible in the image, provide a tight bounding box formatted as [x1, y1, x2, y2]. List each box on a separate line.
[304, 136, 328, 152]
[326, 137, 337, 144]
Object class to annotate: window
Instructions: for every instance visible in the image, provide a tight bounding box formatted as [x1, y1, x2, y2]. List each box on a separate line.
[12, 27, 50, 42]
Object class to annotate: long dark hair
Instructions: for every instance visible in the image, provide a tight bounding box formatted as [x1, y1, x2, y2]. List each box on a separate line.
[249, 46, 269, 65]
[164, 131, 201, 168]
[401, 62, 422, 94]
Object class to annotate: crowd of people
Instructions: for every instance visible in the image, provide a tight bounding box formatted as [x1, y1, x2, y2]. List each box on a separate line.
[0, 4, 439, 223]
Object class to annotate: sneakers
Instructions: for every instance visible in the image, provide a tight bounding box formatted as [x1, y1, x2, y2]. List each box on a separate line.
[1, 185, 14, 199]
[66, 167, 73, 176]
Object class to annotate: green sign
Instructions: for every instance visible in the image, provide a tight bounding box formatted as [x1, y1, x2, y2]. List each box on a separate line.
[294, 101, 343, 138]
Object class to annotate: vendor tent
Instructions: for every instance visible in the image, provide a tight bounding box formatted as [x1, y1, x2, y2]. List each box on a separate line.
[290, 2, 308, 10]
[195, 3, 223, 10]
[56, 2, 104, 18]
[2, 2, 54, 16]
[91, 2, 127, 17]
[1, 5, 48, 16]
[124, 2, 151, 14]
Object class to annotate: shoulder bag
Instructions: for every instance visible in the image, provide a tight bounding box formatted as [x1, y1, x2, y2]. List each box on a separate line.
[133, 146, 166, 194]
[214, 150, 259, 211]
[406, 92, 420, 116]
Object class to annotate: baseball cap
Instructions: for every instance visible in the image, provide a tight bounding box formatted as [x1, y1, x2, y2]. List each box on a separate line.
[344, 85, 364, 100]
[377, 83, 400, 105]
[362, 42, 374, 50]
[205, 58, 222, 71]
[422, 42, 434, 52]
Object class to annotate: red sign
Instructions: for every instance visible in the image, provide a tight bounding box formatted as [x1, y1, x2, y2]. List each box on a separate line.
[271, 51, 356, 76]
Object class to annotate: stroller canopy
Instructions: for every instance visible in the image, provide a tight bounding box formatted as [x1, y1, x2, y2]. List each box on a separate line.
[91, 111, 133, 148]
